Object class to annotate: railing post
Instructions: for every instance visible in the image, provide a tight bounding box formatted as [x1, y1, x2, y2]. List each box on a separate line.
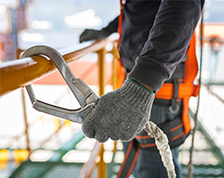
[98, 47, 106, 96]
[112, 45, 118, 91]
[21, 88, 31, 156]
[97, 47, 107, 178]
[111, 43, 125, 90]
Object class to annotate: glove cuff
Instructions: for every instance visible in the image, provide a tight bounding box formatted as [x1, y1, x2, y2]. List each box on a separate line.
[126, 78, 155, 95]
[118, 79, 155, 107]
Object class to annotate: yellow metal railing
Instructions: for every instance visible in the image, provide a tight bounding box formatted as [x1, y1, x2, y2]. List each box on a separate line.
[0, 37, 116, 96]
[0, 37, 120, 178]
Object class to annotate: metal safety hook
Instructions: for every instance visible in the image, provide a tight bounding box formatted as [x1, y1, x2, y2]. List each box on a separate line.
[22, 45, 99, 123]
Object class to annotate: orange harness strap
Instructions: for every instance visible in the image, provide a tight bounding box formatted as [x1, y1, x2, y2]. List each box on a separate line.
[115, 0, 126, 89]
[155, 33, 199, 134]
[118, 0, 125, 47]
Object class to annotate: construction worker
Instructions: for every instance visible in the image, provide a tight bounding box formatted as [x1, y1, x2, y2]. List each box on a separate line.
[80, 1, 205, 177]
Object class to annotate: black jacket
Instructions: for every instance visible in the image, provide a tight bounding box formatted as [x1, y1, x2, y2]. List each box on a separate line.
[102, 0, 204, 92]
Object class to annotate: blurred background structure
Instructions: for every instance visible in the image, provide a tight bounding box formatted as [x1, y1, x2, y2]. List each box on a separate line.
[0, 0, 224, 177]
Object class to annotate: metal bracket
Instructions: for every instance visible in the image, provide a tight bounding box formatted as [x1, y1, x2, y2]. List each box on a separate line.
[21, 45, 99, 123]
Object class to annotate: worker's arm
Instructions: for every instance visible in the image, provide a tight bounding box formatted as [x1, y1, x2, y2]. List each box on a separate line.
[81, 0, 204, 142]
[129, 0, 205, 93]
[79, 16, 119, 42]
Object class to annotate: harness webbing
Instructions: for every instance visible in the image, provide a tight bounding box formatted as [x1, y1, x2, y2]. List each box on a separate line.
[118, 0, 125, 47]
[117, 117, 187, 177]
[117, 139, 139, 178]
[155, 33, 199, 134]
[115, 0, 126, 89]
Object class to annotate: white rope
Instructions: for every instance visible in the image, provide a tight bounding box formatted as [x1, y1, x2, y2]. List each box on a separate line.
[187, 9, 204, 178]
[144, 121, 176, 178]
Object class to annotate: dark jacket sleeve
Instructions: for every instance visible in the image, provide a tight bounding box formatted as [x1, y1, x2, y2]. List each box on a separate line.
[129, 0, 204, 93]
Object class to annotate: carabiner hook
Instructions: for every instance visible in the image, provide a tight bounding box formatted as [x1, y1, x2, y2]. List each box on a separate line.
[22, 45, 99, 123]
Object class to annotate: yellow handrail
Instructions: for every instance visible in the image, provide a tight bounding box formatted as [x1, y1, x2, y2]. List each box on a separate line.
[0, 37, 116, 96]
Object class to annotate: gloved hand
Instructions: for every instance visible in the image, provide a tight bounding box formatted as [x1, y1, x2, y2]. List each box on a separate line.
[79, 29, 109, 43]
[81, 79, 155, 142]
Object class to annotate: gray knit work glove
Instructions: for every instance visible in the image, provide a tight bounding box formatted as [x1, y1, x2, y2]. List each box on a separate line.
[81, 79, 155, 142]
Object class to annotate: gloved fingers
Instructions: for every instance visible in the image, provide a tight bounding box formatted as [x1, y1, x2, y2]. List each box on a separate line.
[81, 122, 96, 139]
[109, 134, 119, 141]
[79, 29, 98, 43]
[79, 29, 90, 43]
[95, 132, 109, 143]
[119, 133, 136, 142]
[137, 127, 144, 133]
[136, 122, 147, 133]
[81, 80, 155, 143]
[79, 29, 107, 43]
